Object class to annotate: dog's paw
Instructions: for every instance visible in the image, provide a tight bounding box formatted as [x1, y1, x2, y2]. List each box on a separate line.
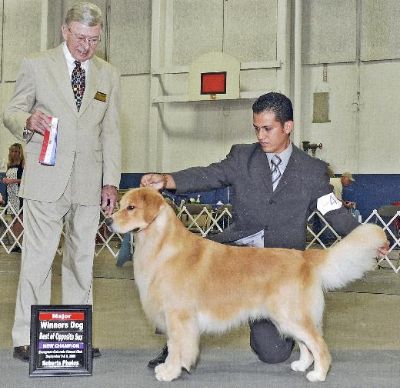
[291, 352, 314, 372]
[155, 363, 182, 382]
[291, 360, 308, 372]
[306, 370, 326, 382]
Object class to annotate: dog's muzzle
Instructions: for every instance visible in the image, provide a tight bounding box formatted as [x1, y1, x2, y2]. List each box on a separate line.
[104, 217, 114, 230]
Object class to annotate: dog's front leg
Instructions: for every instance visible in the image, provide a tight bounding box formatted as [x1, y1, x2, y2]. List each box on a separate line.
[155, 341, 182, 382]
[155, 310, 199, 382]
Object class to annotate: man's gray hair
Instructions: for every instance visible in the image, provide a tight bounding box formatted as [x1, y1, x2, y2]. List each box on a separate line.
[65, 2, 103, 28]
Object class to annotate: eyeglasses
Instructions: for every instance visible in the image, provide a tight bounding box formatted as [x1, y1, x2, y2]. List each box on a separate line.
[68, 27, 101, 46]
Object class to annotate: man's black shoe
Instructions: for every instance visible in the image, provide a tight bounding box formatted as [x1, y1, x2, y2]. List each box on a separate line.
[93, 347, 102, 358]
[147, 345, 168, 369]
[13, 345, 30, 362]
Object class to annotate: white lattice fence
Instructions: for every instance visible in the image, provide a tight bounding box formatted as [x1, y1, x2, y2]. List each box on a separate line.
[364, 209, 400, 273]
[0, 204, 23, 254]
[306, 209, 400, 273]
[175, 203, 233, 237]
[1, 201, 399, 273]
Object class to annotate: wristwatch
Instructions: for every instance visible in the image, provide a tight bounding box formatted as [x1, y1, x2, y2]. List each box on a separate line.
[22, 127, 34, 142]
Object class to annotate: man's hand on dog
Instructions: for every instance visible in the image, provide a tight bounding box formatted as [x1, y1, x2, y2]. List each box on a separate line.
[101, 185, 118, 215]
[140, 173, 176, 191]
[378, 240, 390, 256]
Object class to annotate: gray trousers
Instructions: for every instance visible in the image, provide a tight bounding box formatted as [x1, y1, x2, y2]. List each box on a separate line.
[249, 319, 294, 363]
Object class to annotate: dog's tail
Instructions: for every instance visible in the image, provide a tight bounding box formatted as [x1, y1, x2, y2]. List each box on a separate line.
[315, 223, 387, 290]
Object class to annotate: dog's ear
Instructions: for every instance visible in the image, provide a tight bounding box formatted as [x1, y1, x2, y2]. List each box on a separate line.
[141, 189, 165, 224]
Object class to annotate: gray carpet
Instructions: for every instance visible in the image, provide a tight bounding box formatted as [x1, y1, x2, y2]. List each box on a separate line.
[1, 349, 399, 388]
[2, 250, 400, 387]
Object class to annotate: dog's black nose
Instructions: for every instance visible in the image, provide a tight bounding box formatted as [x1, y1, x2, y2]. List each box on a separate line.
[104, 217, 113, 227]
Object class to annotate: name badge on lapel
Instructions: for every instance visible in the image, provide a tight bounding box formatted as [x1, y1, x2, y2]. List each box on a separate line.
[94, 91, 107, 102]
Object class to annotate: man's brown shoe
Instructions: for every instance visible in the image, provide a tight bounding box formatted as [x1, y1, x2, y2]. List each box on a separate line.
[13, 345, 30, 362]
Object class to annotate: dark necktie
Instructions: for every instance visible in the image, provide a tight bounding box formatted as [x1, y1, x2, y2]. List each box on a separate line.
[271, 155, 282, 190]
[71, 61, 85, 111]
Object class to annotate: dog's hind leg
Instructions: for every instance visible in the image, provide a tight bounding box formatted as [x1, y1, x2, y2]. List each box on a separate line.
[155, 310, 199, 382]
[293, 326, 330, 382]
[290, 341, 314, 372]
[304, 333, 331, 382]
[280, 317, 330, 382]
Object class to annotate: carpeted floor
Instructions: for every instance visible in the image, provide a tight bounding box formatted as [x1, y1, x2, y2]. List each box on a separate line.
[1, 249, 399, 387]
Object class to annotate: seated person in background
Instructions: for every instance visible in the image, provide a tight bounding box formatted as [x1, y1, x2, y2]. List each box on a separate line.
[140, 92, 361, 369]
[330, 172, 355, 209]
[2, 143, 25, 253]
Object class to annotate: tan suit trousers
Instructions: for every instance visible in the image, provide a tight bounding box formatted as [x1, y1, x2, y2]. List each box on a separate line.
[12, 178, 100, 347]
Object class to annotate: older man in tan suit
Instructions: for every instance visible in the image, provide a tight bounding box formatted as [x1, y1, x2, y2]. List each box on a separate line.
[3, 2, 121, 362]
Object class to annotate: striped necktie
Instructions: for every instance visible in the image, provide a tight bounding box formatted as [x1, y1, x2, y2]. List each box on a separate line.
[271, 155, 282, 190]
[71, 61, 85, 111]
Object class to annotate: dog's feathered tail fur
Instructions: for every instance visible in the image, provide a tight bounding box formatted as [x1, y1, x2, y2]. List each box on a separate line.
[315, 223, 386, 290]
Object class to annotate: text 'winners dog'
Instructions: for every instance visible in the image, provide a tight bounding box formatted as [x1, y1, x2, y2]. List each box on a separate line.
[105, 187, 387, 383]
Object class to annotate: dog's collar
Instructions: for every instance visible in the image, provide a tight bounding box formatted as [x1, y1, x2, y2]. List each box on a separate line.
[132, 207, 162, 234]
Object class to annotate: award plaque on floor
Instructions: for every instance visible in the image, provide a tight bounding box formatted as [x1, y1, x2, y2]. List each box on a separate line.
[29, 305, 92, 377]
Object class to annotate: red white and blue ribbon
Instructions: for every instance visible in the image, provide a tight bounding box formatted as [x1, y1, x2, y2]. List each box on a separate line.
[39, 117, 58, 166]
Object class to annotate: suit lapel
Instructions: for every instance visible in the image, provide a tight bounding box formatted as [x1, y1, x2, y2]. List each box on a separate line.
[48, 46, 101, 116]
[253, 146, 274, 194]
[48, 45, 77, 114]
[273, 145, 302, 196]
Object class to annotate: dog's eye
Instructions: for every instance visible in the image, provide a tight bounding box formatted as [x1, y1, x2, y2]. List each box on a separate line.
[127, 205, 135, 211]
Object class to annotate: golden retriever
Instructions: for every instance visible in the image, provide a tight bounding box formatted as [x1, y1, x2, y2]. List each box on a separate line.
[105, 187, 387, 383]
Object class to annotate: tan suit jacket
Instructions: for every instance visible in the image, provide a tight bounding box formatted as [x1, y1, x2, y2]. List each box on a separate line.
[3, 44, 121, 205]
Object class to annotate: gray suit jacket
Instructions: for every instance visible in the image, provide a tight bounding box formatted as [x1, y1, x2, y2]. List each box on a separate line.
[3, 44, 121, 205]
[172, 144, 359, 249]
